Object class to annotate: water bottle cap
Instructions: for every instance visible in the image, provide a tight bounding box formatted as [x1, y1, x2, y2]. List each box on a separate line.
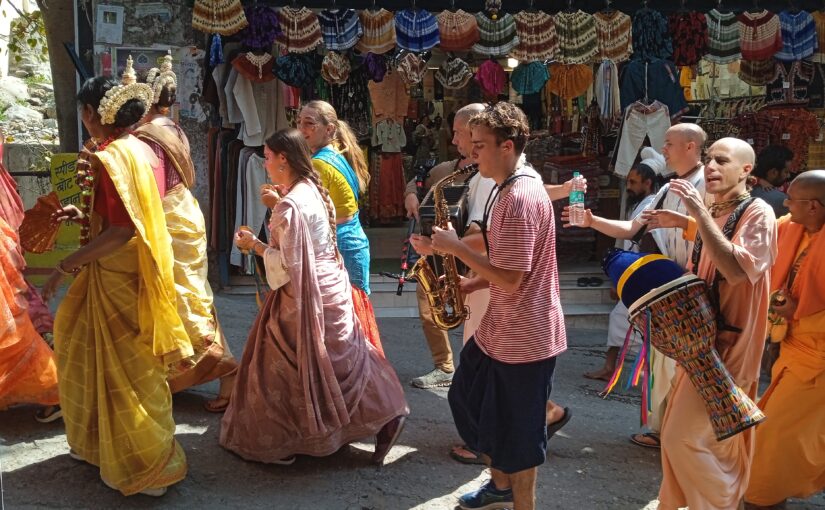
[573, 171, 580, 177]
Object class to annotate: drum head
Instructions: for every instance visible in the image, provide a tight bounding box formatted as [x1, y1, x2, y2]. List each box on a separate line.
[628, 274, 705, 315]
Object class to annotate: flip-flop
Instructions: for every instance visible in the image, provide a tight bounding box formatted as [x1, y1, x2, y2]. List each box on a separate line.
[449, 444, 487, 465]
[587, 277, 604, 287]
[630, 432, 661, 449]
[547, 407, 572, 437]
[576, 277, 589, 287]
[203, 397, 230, 413]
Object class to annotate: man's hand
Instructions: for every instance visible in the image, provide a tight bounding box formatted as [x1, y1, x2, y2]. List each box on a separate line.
[641, 209, 690, 230]
[459, 275, 488, 294]
[409, 233, 434, 256]
[431, 222, 462, 255]
[52, 204, 83, 224]
[668, 179, 706, 216]
[404, 193, 420, 220]
[560, 206, 594, 228]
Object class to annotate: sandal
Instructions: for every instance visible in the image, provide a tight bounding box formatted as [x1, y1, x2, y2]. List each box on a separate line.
[203, 397, 230, 413]
[449, 444, 487, 465]
[576, 277, 589, 287]
[547, 407, 572, 437]
[630, 432, 661, 449]
[587, 277, 604, 287]
[35, 405, 62, 423]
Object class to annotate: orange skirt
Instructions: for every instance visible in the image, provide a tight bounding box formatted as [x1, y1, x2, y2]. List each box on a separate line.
[352, 287, 384, 357]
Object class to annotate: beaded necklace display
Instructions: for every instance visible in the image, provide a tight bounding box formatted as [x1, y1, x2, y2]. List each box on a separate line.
[76, 130, 126, 245]
[245, 52, 272, 80]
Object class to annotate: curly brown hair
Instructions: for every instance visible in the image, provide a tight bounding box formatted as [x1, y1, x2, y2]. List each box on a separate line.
[468, 102, 530, 154]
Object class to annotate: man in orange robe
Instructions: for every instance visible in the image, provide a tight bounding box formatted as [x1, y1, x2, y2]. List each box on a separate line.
[656, 138, 777, 509]
[0, 215, 59, 411]
[745, 170, 825, 508]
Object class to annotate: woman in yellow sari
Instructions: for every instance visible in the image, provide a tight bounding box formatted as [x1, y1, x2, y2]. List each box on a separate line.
[135, 52, 237, 412]
[42, 69, 191, 497]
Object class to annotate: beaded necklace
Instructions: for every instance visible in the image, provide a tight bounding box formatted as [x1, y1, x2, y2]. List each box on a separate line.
[76, 130, 127, 245]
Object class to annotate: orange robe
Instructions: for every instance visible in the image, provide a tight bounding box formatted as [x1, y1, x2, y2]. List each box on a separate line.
[0, 216, 58, 409]
[745, 218, 825, 506]
[658, 200, 777, 510]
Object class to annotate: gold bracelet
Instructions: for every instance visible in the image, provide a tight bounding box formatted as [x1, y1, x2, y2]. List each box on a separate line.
[56, 261, 75, 276]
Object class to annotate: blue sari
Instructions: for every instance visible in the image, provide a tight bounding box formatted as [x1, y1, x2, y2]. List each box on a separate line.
[313, 147, 371, 295]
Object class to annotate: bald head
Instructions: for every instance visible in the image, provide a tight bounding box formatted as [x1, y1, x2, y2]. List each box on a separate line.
[790, 169, 825, 202]
[669, 123, 707, 152]
[711, 137, 756, 166]
[455, 103, 486, 123]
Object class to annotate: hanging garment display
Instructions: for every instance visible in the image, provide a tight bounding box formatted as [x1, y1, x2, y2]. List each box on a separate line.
[472, 12, 519, 58]
[554, 10, 599, 64]
[593, 10, 633, 63]
[511, 62, 550, 96]
[396, 52, 428, 87]
[364, 52, 387, 83]
[395, 8, 440, 52]
[192, 0, 248, 35]
[321, 51, 352, 85]
[437, 10, 480, 52]
[277, 6, 323, 54]
[511, 10, 558, 62]
[275, 53, 319, 88]
[738, 58, 776, 86]
[812, 11, 825, 63]
[765, 61, 813, 106]
[237, 4, 281, 50]
[435, 57, 473, 90]
[368, 71, 410, 123]
[318, 9, 363, 51]
[547, 63, 593, 99]
[614, 100, 671, 177]
[668, 12, 708, 67]
[775, 10, 818, 62]
[595, 59, 622, 124]
[632, 7, 673, 60]
[705, 9, 742, 64]
[356, 9, 397, 54]
[738, 10, 783, 60]
[620, 58, 688, 119]
[235, 52, 273, 81]
[475, 59, 507, 97]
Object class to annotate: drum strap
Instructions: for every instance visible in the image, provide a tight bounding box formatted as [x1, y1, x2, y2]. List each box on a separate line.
[690, 197, 757, 334]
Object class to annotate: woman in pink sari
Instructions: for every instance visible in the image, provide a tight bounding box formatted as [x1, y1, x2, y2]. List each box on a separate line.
[220, 129, 408, 466]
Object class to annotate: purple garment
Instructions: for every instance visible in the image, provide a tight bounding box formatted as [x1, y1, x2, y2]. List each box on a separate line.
[364, 52, 386, 83]
[239, 5, 282, 50]
[219, 182, 408, 462]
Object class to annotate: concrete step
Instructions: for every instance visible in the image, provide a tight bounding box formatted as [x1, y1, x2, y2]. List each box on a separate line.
[562, 303, 615, 329]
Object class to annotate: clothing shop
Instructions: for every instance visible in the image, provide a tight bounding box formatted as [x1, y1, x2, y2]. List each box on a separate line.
[75, 0, 825, 282]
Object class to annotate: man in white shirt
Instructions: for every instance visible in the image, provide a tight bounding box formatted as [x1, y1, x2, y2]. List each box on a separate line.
[565, 123, 709, 449]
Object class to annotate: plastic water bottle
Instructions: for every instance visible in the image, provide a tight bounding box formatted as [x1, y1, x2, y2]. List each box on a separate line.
[568, 172, 586, 226]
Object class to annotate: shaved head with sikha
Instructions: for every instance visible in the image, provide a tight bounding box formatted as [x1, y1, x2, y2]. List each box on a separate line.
[790, 169, 825, 202]
[712, 137, 756, 166]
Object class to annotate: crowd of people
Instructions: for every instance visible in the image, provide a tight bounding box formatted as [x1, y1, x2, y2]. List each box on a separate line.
[0, 54, 823, 510]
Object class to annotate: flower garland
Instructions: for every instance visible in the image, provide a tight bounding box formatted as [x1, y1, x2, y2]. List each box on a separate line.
[76, 131, 126, 245]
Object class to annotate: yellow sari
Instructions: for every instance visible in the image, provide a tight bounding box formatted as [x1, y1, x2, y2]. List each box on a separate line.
[54, 136, 192, 495]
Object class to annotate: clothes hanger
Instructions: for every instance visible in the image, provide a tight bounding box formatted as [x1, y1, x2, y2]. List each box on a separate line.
[786, 0, 800, 13]
[565, 0, 576, 13]
[747, 0, 763, 14]
[677, 0, 689, 14]
[449, 0, 456, 11]
[527, 0, 537, 13]
[370, 0, 379, 12]
[715, 0, 731, 14]
[600, 0, 615, 14]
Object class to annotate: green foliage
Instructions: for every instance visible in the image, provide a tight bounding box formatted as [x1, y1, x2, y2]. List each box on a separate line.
[5, 10, 48, 63]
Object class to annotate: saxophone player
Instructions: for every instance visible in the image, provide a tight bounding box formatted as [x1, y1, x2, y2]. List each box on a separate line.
[429, 102, 566, 510]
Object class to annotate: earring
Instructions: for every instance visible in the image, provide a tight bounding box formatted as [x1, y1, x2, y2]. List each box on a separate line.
[278, 164, 286, 173]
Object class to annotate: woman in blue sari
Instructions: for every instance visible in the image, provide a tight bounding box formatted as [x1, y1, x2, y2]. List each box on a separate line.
[298, 100, 382, 354]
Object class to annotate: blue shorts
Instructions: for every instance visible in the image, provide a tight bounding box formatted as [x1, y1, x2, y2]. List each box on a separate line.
[448, 337, 556, 474]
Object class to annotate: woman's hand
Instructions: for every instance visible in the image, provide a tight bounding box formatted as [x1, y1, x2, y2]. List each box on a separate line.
[51, 204, 83, 224]
[260, 184, 284, 209]
[41, 270, 65, 302]
[235, 229, 258, 252]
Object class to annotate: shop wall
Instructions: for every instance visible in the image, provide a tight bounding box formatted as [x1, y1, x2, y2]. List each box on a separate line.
[85, 0, 210, 213]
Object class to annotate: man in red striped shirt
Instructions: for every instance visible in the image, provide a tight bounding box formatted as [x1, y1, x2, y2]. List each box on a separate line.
[432, 102, 566, 510]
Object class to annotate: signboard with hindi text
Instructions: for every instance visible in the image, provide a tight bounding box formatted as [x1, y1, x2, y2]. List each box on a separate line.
[23, 153, 80, 283]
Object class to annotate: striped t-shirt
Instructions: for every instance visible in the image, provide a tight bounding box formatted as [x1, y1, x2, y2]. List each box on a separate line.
[475, 168, 567, 364]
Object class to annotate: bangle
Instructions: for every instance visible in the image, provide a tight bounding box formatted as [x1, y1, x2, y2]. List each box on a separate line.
[255, 241, 266, 255]
[56, 261, 76, 276]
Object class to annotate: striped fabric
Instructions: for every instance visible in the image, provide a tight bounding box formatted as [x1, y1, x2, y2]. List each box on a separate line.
[776, 10, 818, 62]
[318, 9, 363, 51]
[511, 11, 558, 62]
[437, 10, 479, 52]
[475, 171, 567, 364]
[593, 10, 633, 63]
[473, 12, 519, 57]
[706, 9, 741, 63]
[395, 8, 440, 52]
[554, 10, 599, 64]
[355, 9, 396, 54]
[277, 6, 322, 54]
[739, 10, 783, 61]
[813, 12, 825, 63]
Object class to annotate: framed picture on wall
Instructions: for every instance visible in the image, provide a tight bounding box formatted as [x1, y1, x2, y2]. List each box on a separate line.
[111, 46, 175, 82]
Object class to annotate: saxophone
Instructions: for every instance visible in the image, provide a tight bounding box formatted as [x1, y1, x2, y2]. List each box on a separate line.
[406, 164, 477, 330]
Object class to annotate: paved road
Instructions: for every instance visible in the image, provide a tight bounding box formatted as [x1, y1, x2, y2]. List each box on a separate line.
[1, 293, 823, 509]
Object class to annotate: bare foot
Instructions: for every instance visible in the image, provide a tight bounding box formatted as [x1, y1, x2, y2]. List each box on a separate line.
[204, 373, 236, 413]
[583, 367, 612, 381]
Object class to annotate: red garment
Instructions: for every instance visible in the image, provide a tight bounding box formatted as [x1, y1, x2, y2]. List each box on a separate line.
[94, 168, 133, 228]
[377, 153, 405, 223]
[352, 287, 384, 358]
[668, 12, 708, 66]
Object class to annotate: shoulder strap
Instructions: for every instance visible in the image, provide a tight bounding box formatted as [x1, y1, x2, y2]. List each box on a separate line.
[630, 186, 668, 246]
[313, 146, 359, 201]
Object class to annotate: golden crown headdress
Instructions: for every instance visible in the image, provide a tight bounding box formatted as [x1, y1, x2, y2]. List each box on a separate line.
[146, 51, 177, 105]
[97, 55, 154, 125]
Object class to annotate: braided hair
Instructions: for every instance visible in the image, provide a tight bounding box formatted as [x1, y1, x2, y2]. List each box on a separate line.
[264, 129, 339, 253]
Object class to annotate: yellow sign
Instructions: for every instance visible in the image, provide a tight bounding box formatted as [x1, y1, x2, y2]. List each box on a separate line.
[23, 153, 80, 283]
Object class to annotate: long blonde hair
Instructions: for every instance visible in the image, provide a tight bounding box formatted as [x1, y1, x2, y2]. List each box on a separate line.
[305, 100, 370, 193]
